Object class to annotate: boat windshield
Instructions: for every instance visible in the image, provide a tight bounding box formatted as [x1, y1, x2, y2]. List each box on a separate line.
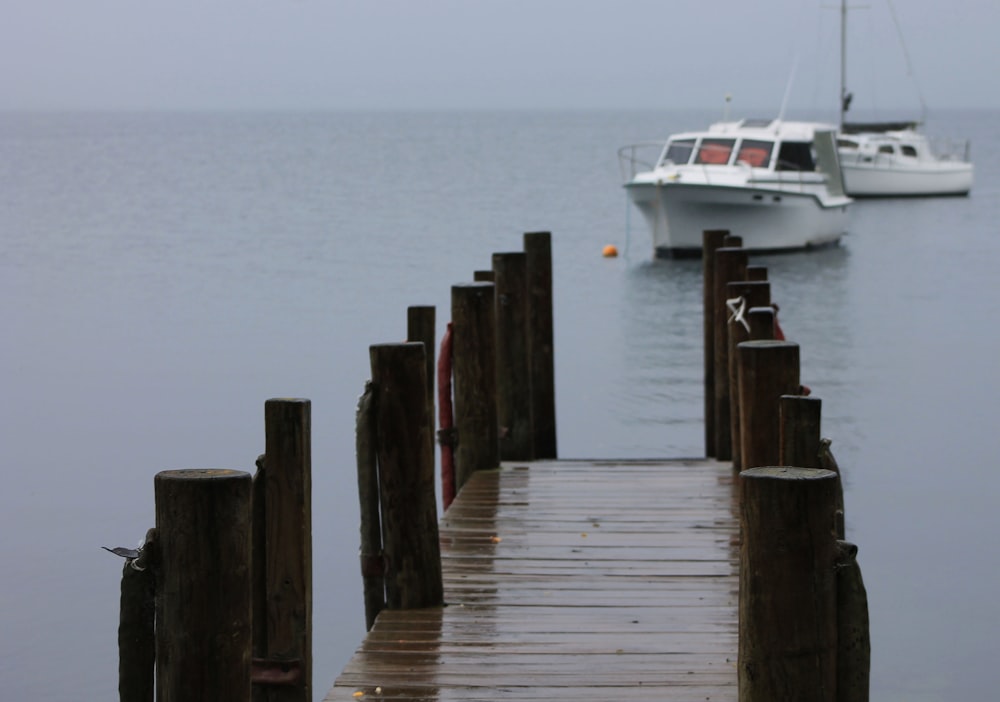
[775, 142, 816, 171]
[661, 139, 695, 166]
[694, 139, 736, 165]
[735, 139, 774, 168]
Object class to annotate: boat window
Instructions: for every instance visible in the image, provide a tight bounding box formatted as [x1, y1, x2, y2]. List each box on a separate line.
[837, 138, 859, 149]
[775, 142, 815, 171]
[878, 144, 895, 154]
[694, 138, 736, 165]
[662, 139, 695, 165]
[901, 145, 918, 157]
[735, 139, 774, 167]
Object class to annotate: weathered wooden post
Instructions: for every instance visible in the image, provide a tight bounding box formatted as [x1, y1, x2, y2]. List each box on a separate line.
[473, 270, 495, 282]
[724, 234, 743, 248]
[524, 230, 557, 459]
[493, 252, 533, 460]
[369, 343, 443, 609]
[746, 265, 768, 281]
[252, 398, 312, 701]
[118, 528, 156, 702]
[779, 395, 822, 469]
[451, 283, 499, 491]
[407, 305, 436, 424]
[747, 306, 775, 341]
[739, 466, 839, 702]
[726, 280, 771, 470]
[354, 383, 384, 631]
[737, 340, 800, 470]
[702, 229, 728, 457]
[836, 541, 872, 702]
[154, 469, 252, 702]
[713, 246, 749, 460]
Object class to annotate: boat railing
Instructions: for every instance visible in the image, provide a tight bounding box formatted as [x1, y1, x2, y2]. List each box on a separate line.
[617, 142, 666, 182]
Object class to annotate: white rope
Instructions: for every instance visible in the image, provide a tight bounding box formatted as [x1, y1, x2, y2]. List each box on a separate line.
[726, 296, 750, 332]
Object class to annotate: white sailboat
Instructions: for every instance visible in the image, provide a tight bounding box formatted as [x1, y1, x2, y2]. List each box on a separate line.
[836, 0, 973, 197]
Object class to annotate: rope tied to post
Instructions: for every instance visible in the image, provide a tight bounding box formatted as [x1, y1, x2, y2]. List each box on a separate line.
[726, 296, 750, 332]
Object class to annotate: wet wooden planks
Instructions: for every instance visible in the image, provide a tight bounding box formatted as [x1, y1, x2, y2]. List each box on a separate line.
[325, 459, 739, 701]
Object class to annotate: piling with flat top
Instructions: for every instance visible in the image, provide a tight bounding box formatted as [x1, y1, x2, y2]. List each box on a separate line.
[407, 306, 436, 422]
[746, 265, 768, 281]
[451, 283, 499, 490]
[737, 341, 800, 470]
[154, 469, 252, 702]
[713, 246, 749, 460]
[779, 395, 822, 469]
[473, 270, 494, 282]
[747, 306, 775, 341]
[493, 252, 533, 460]
[524, 230, 557, 459]
[726, 280, 771, 470]
[369, 343, 443, 609]
[254, 398, 312, 702]
[354, 383, 383, 631]
[739, 466, 839, 702]
[702, 229, 729, 457]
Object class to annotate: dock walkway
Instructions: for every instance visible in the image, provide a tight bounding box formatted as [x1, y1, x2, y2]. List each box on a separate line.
[325, 458, 739, 701]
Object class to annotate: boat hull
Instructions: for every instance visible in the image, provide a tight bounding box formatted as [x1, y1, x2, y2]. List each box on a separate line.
[841, 161, 973, 197]
[627, 182, 850, 258]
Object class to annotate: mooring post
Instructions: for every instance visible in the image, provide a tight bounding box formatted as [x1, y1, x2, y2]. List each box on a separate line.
[836, 541, 872, 702]
[724, 234, 743, 248]
[779, 395, 823, 469]
[702, 229, 729, 457]
[747, 306, 776, 341]
[739, 466, 839, 702]
[473, 270, 495, 282]
[369, 343, 443, 610]
[726, 280, 771, 470]
[118, 528, 156, 702]
[407, 306, 436, 426]
[493, 252, 533, 460]
[354, 383, 384, 631]
[252, 398, 313, 702]
[746, 265, 768, 281]
[524, 230, 557, 459]
[154, 469, 253, 702]
[451, 283, 499, 491]
[713, 246, 749, 461]
[737, 340, 800, 470]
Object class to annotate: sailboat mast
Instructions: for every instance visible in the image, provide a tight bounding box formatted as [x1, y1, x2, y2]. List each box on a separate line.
[840, 0, 848, 126]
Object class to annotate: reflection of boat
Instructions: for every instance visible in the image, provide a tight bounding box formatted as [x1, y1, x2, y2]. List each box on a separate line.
[836, 0, 973, 197]
[618, 118, 852, 258]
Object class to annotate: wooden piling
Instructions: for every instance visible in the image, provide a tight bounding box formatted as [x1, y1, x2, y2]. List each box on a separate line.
[473, 270, 494, 282]
[451, 283, 499, 491]
[726, 280, 771, 470]
[154, 469, 252, 702]
[407, 306, 436, 423]
[702, 229, 729, 457]
[737, 340, 800, 470]
[779, 395, 823, 469]
[118, 528, 156, 702]
[354, 383, 383, 631]
[836, 541, 872, 702]
[255, 398, 312, 702]
[746, 265, 768, 281]
[369, 343, 443, 610]
[524, 230, 557, 459]
[493, 252, 533, 460]
[739, 466, 839, 702]
[713, 246, 749, 460]
[747, 306, 776, 341]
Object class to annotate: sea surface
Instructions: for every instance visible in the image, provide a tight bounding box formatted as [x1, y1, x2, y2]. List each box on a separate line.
[2, 109, 998, 701]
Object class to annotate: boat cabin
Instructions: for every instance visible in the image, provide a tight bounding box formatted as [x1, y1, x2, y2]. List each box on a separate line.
[658, 119, 822, 172]
[837, 135, 922, 162]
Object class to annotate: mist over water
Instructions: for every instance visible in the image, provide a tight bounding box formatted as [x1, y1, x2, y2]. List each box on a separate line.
[2, 109, 998, 701]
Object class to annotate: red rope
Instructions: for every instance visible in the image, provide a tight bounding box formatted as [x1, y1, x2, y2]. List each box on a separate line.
[437, 323, 456, 510]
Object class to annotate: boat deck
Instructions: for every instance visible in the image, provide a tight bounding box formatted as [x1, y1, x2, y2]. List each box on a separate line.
[324, 458, 740, 701]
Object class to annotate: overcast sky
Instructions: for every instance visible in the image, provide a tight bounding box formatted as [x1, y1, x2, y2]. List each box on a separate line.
[4, 0, 996, 113]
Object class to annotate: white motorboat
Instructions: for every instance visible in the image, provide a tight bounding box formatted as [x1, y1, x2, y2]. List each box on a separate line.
[619, 118, 852, 258]
[835, 0, 973, 197]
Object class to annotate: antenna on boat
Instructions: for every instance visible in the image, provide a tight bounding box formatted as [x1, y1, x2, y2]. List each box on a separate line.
[777, 55, 799, 124]
[723, 93, 732, 121]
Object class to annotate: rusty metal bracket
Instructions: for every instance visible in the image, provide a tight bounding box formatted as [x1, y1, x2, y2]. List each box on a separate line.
[251, 658, 303, 686]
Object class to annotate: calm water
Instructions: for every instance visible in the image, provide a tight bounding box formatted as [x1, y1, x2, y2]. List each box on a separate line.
[2, 110, 998, 701]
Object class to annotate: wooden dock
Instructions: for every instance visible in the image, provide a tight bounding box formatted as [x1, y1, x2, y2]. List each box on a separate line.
[325, 458, 739, 701]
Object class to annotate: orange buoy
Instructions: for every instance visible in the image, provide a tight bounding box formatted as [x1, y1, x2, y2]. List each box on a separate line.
[602, 244, 619, 258]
